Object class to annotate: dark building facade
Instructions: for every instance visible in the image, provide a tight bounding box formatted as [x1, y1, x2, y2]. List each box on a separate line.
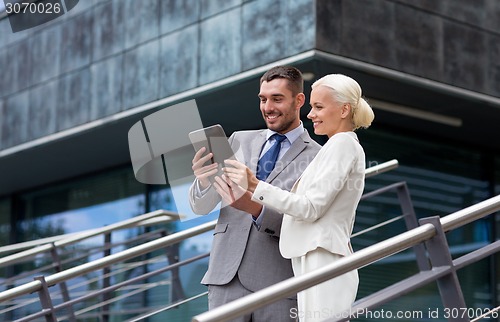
[0, 0, 499, 321]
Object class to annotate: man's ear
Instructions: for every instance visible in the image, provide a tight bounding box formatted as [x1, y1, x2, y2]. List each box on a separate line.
[295, 93, 306, 110]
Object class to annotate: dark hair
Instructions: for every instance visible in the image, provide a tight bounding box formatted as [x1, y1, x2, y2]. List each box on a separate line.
[260, 66, 304, 95]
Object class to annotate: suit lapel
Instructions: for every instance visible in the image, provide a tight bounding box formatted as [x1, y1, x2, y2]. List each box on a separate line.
[248, 131, 267, 173]
[266, 131, 310, 183]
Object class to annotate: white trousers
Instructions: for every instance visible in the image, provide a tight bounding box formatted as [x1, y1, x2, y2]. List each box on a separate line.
[291, 248, 358, 322]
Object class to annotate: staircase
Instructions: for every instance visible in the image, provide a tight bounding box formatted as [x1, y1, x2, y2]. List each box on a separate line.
[0, 160, 498, 322]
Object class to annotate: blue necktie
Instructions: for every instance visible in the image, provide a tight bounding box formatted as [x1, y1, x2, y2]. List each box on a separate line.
[256, 134, 287, 181]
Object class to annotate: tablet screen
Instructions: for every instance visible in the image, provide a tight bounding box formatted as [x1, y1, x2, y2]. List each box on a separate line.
[188, 124, 235, 169]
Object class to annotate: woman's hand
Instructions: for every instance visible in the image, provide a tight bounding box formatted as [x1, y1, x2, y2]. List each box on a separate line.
[213, 173, 264, 217]
[222, 159, 260, 193]
[213, 175, 246, 204]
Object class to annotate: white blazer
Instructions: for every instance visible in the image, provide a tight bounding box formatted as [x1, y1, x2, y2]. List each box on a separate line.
[251, 131, 365, 258]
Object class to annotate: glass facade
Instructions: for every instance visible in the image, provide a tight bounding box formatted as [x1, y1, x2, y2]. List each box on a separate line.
[0, 0, 498, 320]
[495, 156, 500, 307]
[0, 198, 10, 247]
[0, 126, 498, 321]
[353, 128, 495, 321]
[15, 169, 146, 244]
[146, 186, 216, 321]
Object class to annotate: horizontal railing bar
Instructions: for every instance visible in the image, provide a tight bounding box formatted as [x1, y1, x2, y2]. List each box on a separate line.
[0, 219, 168, 256]
[51, 252, 210, 312]
[0, 220, 215, 303]
[347, 181, 408, 238]
[9, 253, 209, 321]
[0, 233, 80, 255]
[192, 223, 436, 322]
[360, 181, 405, 200]
[0, 295, 39, 315]
[453, 240, 500, 270]
[0, 209, 180, 268]
[57, 255, 169, 298]
[0, 213, 166, 254]
[46, 221, 215, 287]
[340, 243, 500, 322]
[97, 228, 168, 250]
[73, 282, 160, 317]
[126, 292, 209, 322]
[351, 214, 406, 238]
[0, 159, 398, 311]
[192, 194, 500, 322]
[14, 282, 165, 322]
[470, 304, 500, 322]
[441, 194, 500, 232]
[14, 309, 51, 322]
[14, 281, 163, 322]
[2, 261, 54, 287]
[41, 161, 396, 289]
[341, 267, 451, 321]
[365, 159, 399, 178]
[3, 230, 167, 288]
[0, 280, 42, 304]
[0, 160, 397, 266]
[136, 216, 176, 226]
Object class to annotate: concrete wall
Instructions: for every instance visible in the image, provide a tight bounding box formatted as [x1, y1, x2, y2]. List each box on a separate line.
[1, 0, 498, 151]
[0, 0, 315, 150]
[316, 0, 500, 97]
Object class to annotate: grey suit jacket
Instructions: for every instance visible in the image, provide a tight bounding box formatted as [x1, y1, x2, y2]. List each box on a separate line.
[189, 129, 321, 292]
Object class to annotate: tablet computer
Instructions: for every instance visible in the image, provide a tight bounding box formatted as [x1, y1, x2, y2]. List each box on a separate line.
[188, 124, 235, 178]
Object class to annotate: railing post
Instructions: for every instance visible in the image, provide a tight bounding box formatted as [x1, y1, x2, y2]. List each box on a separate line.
[396, 183, 430, 271]
[101, 232, 112, 322]
[419, 216, 469, 322]
[49, 243, 76, 322]
[34, 276, 58, 322]
[4, 264, 15, 322]
[164, 231, 186, 303]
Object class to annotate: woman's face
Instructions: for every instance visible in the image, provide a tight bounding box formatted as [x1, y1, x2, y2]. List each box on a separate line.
[307, 85, 350, 138]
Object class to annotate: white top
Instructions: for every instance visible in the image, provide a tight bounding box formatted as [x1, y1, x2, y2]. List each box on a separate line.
[251, 131, 365, 258]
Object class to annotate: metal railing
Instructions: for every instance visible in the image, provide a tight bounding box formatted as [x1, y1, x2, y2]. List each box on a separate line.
[0, 220, 216, 302]
[0, 159, 400, 321]
[192, 194, 500, 322]
[0, 209, 180, 267]
[364, 159, 398, 178]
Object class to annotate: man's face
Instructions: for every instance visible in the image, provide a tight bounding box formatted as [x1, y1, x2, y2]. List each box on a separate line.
[258, 79, 302, 134]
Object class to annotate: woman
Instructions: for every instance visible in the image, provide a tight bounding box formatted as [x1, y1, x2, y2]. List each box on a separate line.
[216, 74, 374, 321]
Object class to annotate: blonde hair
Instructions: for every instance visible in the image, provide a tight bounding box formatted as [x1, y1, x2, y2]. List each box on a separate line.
[312, 74, 374, 130]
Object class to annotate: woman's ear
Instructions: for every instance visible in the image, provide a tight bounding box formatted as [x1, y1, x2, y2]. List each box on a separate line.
[341, 103, 351, 119]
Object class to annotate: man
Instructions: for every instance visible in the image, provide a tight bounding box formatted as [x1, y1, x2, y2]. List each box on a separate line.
[189, 66, 321, 321]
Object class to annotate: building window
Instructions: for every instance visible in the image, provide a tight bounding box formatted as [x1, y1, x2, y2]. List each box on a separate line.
[353, 128, 493, 319]
[0, 198, 11, 246]
[16, 168, 145, 243]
